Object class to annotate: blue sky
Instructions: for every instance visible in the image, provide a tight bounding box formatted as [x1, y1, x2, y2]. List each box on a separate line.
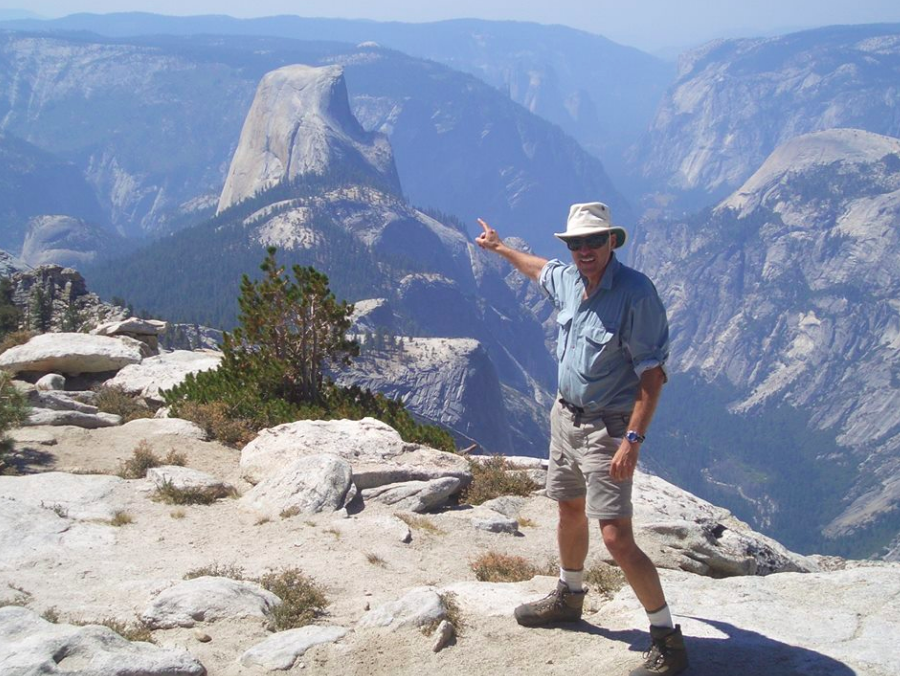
[5, 1, 900, 51]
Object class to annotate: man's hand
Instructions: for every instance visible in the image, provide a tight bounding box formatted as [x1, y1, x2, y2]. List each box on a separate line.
[476, 218, 502, 251]
[610, 440, 640, 482]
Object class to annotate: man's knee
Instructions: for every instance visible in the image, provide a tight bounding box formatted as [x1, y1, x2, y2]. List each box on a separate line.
[558, 498, 587, 524]
[599, 518, 638, 558]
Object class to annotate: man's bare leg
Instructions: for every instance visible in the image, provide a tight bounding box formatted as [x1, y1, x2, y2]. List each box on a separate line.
[558, 497, 589, 571]
[599, 517, 665, 612]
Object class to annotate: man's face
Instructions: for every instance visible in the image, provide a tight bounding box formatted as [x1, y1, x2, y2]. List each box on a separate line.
[569, 232, 615, 283]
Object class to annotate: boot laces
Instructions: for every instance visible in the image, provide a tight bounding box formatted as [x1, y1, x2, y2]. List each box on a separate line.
[642, 641, 668, 669]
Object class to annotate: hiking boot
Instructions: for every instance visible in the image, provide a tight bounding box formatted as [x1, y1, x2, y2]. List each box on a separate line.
[630, 624, 689, 676]
[514, 580, 585, 627]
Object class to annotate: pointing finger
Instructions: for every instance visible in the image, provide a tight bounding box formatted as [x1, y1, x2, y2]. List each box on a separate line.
[477, 218, 491, 234]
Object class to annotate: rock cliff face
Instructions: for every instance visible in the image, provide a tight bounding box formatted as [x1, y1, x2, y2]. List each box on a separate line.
[636, 128, 900, 555]
[635, 24, 900, 205]
[333, 337, 514, 455]
[217, 65, 399, 214]
[20, 215, 124, 268]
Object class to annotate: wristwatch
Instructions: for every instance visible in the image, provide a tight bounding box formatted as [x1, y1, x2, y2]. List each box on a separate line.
[625, 430, 645, 444]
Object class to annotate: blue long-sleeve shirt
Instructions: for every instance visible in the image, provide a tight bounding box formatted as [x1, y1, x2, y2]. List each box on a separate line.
[539, 254, 670, 412]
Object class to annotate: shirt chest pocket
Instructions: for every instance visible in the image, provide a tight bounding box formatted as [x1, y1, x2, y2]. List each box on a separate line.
[555, 308, 574, 361]
[579, 324, 619, 375]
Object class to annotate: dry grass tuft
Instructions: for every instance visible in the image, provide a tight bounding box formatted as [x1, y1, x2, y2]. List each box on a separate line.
[176, 401, 258, 448]
[94, 385, 154, 422]
[74, 616, 154, 643]
[395, 512, 444, 534]
[585, 561, 627, 596]
[258, 568, 328, 631]
[461, 456, 539, 505]
[365, 552, 386, 567]
[108, 511, 133, 527]
[152, 479, 231, 505]
[470, 551, 538, 582]
[184, 563, 246, 581]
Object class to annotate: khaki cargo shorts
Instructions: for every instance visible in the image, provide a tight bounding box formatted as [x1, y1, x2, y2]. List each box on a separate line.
[545, 399, 633, 520]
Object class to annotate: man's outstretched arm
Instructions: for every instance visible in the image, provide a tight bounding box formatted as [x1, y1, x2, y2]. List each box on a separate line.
[475, 218, 548, 282]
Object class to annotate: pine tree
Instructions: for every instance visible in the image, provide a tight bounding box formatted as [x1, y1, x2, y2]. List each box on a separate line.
[225, 247, 358, 405]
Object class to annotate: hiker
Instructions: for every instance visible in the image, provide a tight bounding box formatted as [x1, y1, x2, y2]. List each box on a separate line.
[475, 202, 687, 676]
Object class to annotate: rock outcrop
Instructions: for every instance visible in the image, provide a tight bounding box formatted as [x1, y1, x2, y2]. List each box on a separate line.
[217, 64, 399, 213]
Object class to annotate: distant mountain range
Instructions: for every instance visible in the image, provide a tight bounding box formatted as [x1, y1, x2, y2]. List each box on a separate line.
[2, 13, 900, 560]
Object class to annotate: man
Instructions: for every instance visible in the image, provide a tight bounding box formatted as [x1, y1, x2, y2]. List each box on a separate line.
[475, 202, 688, 676]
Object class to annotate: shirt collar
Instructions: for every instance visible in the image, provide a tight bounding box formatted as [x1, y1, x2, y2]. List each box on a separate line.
[579, 252, 620, 293]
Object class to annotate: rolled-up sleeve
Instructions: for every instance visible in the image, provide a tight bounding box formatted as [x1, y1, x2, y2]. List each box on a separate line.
[538, 259, 568, 306]
[625, 291, 670, 379]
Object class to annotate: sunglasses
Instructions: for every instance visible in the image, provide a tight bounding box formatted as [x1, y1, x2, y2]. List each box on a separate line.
[565, 233, 610, 251]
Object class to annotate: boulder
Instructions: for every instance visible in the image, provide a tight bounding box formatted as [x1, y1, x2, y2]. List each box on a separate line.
[119, 417, 208, 440]
[633, 472, 817, 576]
[141, 577, 281, 629]
[0, 472, 128, 521]
[240, 418, 470, 492]
[27, 390, 99, 413]
[356, 587, 447, 631]
[240, 455, 355, 518]
[105, 350, 222, 403]
[0, 606, 206, 676]
[361, 477, 461, 513]
[240, 626, 348, 670]
[0, 497, 116, 570]
[0, 332, 143, 375]
[35, 373, 65, 390]
[92, 318, 167, 337]
[23, 408, 122, 428]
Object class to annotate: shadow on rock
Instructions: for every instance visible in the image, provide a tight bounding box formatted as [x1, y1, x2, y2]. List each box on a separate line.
[593, 617, 856, 676]
[2, 444, 56, 474]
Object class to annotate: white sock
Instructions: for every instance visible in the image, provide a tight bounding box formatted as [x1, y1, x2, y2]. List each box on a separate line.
[647, 603, 674, 629]
[559, 567, 584, 592]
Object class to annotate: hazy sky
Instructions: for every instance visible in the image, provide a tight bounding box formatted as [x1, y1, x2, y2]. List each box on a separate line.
[6, 1, 900, 51]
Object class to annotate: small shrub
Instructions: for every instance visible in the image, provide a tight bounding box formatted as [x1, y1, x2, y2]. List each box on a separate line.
[152, 480, 230, 505]
[280, 506, 301, 519]
[175, 401, 258, 448]
[255, 516, 272, 525]
[108, 511, 133, 527]
[184, 563, 246, 581]
[423, 591, 464, 637]
[117, 441, 161, 479]
[75, 617, 154, 643]
[41, 607, 60, 623]
[257, 567, 328, 631]
[395, 512, 444, 535]
[170, 509, 186, 519]
[94, 385, 154, 422]
[460, 456, 539, 505]
[163, 449, 187, 466]
[584, 561, 627, 596]
[470, 551, 538, 582]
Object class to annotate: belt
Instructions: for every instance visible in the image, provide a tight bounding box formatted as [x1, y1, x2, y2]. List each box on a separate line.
[558, 398, 629, 419]
[558, 397, 589, 415]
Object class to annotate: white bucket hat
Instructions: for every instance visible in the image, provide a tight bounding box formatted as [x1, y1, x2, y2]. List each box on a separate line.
[554, 202, 627, 249]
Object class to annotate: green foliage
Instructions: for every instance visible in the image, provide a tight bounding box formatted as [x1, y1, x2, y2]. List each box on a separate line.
[0, 279, 22, 339]
[162, 249, 456, 453]
[0, 372, 28, 473]
[28, 284, 53, 333]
